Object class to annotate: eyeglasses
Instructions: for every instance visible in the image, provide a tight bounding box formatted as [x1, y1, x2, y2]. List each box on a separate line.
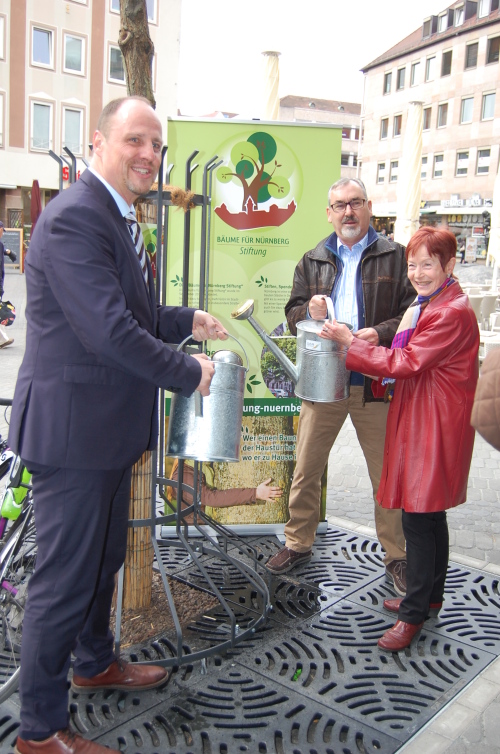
[330, 198, 366, 213]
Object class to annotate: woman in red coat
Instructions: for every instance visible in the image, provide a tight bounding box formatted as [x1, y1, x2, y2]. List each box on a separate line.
[321, 226, 479, 651]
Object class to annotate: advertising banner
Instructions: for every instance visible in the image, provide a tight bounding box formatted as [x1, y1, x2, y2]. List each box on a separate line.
[164, 118, 341, 530]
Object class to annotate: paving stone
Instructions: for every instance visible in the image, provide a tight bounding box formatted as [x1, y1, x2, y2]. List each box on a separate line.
[455, 529, 475, 548]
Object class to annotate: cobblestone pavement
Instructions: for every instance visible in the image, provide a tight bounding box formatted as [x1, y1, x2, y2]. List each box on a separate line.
[1, 260, 500, 753]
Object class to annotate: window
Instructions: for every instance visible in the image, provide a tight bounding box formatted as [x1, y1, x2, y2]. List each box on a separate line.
[390, 160, 399, 182]
[487, 36, 500, 64]
[393, 113, 402, 137]
[477, 148, 491, 174]
[383, 72, 392, 94]
[460, 97, 474, 123]
[482, 92, 495, 119]
[354, 127, 360, 140]
[425, 56, 436, 81]
[109, 45, 125, 83]
[62, 107, 83, 155]
[341, 153, 349, 166]
[465, 42, 479, 69]
[63, 34, 85, 75]
[0, 16, 5, 60]
[380, 117, 389, 139]
[455, 5, 464, 25]
[32, 26, 53, 68]
[377, 162, 386, 184]
[410, 61, 420, 86]
[111, 0, 156, 22]
[433, 153, 444, 178]
[423, 18, 431, 37]
[341, 127, 350, 139]
[441, 50, 452, 76]
[396, 68, 405, 89]
[438, 12, 448, 31]
[456, 150, 469, 176]
[31, 101, 53, 151]
[479, 0, 491, 17]
[421, 155, 428, 180]
[437, 102, 448, 128]
[423, 107, 432, 130]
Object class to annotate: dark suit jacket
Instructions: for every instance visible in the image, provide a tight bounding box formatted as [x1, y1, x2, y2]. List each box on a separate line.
[9, 170, 201, 470]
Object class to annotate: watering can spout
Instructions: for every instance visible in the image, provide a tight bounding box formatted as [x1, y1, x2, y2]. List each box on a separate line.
[231, 300, 299, 385]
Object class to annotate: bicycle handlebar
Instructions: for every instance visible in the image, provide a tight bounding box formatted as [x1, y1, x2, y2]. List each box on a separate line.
[0, 399, 13, 407]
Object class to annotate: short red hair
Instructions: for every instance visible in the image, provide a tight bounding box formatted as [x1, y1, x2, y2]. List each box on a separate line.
[406, 227, 457, 270]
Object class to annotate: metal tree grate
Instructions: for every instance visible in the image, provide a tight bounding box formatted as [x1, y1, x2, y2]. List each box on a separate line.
[2, 527, 499, 754]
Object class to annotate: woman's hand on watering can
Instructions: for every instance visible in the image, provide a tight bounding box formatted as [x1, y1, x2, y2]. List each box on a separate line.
[192, 353, 215, 396]
[192, 311, 229, 341]
[320, 320, 354, 347]
[308, 295, 328, 320]
[256, 478, 282, 501]
[354, 327, 379, 345]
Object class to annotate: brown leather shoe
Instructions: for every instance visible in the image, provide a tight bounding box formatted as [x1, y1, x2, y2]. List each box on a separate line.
[383, 597, 442, 617]
[15, 728, 119, 754]
[71, 658, 169, 692]
[378, 619, 423, 651]
[266, 546, 312, 574]
[385, 559, 407, 596]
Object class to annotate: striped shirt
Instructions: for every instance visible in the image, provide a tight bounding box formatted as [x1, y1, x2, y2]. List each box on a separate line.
[333, 233, 369, 330]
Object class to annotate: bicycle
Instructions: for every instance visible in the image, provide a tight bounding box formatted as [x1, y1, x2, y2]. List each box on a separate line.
[0, 398, 36, 702]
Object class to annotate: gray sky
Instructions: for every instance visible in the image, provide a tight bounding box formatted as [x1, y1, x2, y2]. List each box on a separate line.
[177, 0, 451, 116]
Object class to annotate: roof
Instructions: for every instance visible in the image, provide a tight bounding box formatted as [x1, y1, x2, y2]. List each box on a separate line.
[362, 3, 500, 71]
[279, 95, 361, 115]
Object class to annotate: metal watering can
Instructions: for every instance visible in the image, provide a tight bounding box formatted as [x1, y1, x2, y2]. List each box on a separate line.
[166, 334, 249, 462]
[231, 298, 352, 403]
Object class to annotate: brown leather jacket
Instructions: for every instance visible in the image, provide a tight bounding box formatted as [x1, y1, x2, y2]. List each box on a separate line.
[285, 229, 415, 402]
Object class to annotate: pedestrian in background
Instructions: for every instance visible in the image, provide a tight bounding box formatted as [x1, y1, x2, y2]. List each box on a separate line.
[0, 220, 17, 348]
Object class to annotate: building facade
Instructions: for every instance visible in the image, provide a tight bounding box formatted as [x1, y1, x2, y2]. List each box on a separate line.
[279, 95, 361, 181]
[0, 0, 181, 231]
[361, 0, 500, 252]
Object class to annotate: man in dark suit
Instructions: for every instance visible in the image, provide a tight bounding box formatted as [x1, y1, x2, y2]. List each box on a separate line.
[9, 96, 227, 754]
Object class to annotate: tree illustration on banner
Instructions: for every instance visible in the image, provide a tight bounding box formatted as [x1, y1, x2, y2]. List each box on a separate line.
[215, 131, 296, 230]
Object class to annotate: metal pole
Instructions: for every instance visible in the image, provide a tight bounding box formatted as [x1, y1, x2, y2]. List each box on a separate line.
[182, 151, 199, 307]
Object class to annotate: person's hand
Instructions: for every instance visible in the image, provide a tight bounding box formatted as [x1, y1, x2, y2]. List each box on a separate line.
[256, 478, 282, 501]
[192, 311, 229, 341]
[192, 353, 215, 396]
[308, 295, 328, 320]
[354, 327, 379, 345]
[8, 250, 16, 262]
[320, 320, 354, 347]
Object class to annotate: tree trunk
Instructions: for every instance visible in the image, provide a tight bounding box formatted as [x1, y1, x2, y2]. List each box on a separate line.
[119, 0, 155, 107]
[123, 450, 154, 608]
[118, 0, 155, 611]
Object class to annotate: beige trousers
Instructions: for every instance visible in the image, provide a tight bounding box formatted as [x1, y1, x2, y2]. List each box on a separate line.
[285, 386, 406, 565]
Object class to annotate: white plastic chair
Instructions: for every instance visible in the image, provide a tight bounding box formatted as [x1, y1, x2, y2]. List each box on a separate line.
[480, 294, 498, 328]
[467, 294, 483, 324]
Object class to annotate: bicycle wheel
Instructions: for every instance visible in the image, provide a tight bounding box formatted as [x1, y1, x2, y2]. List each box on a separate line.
[0, 500, 36, 702]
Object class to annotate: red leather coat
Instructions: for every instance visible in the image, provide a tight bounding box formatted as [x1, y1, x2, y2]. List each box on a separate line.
[346, 283, 479, 512]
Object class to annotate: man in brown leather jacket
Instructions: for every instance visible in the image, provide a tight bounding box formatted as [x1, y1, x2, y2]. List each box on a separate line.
[266, 178, 415, 595]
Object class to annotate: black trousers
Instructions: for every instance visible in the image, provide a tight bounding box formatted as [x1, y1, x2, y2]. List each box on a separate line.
[398, 510, 449, 625]
[19, 464, 131, 740]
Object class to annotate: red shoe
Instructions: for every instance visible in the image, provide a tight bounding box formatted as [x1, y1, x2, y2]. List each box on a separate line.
[72, 658, 169, 692]
[383, 598, 442, 617]
[378, 620, 423, 651]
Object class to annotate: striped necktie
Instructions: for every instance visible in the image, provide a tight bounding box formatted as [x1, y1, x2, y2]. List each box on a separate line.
[124, 212, 149, 289]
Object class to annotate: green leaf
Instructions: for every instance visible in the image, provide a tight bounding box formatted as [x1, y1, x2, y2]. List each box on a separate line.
[246, 383, 252, 393]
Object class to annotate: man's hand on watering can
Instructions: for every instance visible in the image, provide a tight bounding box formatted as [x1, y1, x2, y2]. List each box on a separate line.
[308, 295, 328, 320]
[192, 311, 229, 341]
[320, 320, 354, 347]
[192, 353, 215, 396]
[354, 327, 379, 345]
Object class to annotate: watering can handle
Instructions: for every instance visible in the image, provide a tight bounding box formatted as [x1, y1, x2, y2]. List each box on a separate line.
[324, 297, 335, 324]
[175, 333, 250, 372]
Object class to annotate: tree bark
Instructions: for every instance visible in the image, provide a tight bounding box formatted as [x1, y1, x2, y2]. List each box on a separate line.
[123, 450, 154, 609]
[119, 0, 155, 107]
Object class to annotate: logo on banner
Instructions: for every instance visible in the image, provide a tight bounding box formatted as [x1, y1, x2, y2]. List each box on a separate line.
[215, 130, 298, 231]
